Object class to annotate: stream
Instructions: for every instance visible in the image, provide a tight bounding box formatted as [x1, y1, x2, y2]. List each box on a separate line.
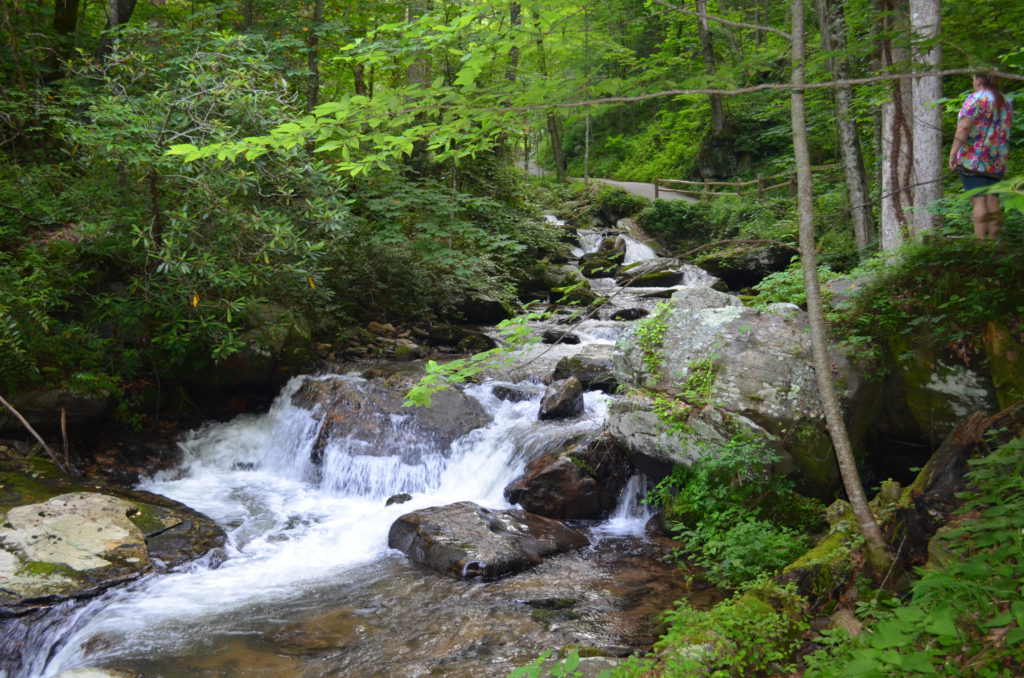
[2, 221, 721, 678]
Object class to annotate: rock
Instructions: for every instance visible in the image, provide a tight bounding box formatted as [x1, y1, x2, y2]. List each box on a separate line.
[366, 321, 396, 337]
[52, 669, 136, 678]
[606, 396, 792, 478]
[541, 329, 581, 345]
[386, 493, 413, 507]
[597, 235, 627, 258]
[538, 378, 584, 420]
[0, 389, 113, 437]
[615, 258, 679, 285]
[492, 385, 537, 403]
[293, 374, 492, 462]
[553, 345, 619, 392]
[579, 252, 620, 278]
[695, 242, 793, 290]
[453, 293, 510, 324]
[504, 432, 631, 519]
[0, 457, 224, 617]
[610, 308, 649, 321]
[190, 302, 314, 393]
[426, 325, 496, 353]
[388, 501, 589, 579]
[828, 608, 862, 636]
[613, 287, 879, 498]
[983, 321, 1024, 410]
[883, 332, 998, 443]
[553, 281, 599, 306]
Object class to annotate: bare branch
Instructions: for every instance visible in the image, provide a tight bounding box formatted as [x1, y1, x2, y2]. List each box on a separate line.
[650, 0, 792, 39]
[490, 68, 1023, 113]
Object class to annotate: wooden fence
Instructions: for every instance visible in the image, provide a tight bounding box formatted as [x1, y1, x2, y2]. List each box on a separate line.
[653, 163, 842, 201]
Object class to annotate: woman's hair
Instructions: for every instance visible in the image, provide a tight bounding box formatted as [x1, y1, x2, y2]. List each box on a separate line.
[976, 73, 1008, 113]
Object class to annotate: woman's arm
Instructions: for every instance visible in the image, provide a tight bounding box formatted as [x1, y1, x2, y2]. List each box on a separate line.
[949, 116, 973, 170]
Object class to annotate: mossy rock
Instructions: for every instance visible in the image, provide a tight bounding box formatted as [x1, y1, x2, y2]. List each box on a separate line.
[784, 420, 839, 501]
[983, 321, 1024, 409]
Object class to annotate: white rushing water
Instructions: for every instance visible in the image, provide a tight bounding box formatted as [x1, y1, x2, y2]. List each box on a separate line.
[20, 378, 625, 678]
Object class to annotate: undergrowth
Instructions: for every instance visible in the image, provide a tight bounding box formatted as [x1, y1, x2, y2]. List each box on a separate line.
[803, 435, 1024, 677]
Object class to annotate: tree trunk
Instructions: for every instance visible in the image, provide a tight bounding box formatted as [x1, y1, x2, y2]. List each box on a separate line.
[547, 114, 566, 182]
[306, 0, 325, 113]
[909, 0, 942, 235]
[505, 2, 521, 83]
[52, 0, 80, 66]
[240, 0, 254, 30]
[790, 0, 893, 578]
[696, 0, 725, 134]
[878, 0, 913, 250]
[815, 0, 874, 249]
[96, 0, 138, 59]
[353, 63, 368, 96]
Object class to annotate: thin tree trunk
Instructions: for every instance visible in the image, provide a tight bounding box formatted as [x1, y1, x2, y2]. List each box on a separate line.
[696, 0, 725, 134]
[909, 0, 942, 235]
[306, 0, 325, 113]
[791, 0, 893, 577]
[505, 2, 521, 83]
[353, 63, 368, 96]
[879, 0, 913, 250]
[240, 0, 254, 30]
[535, 11, 566, 181]
[815, 0, 874, 249]
[96, 0, 138, 59]
[52, 0, 81, 64]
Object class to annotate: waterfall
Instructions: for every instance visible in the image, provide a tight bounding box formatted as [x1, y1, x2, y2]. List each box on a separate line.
[4, 380, 611, 678]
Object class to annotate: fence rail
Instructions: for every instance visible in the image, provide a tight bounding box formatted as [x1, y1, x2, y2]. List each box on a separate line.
[654, 163, 842, 201]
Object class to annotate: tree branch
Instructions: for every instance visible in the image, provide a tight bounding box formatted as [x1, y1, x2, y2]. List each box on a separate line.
[650, 0, 792, 39]
[0, 393, 70, 474]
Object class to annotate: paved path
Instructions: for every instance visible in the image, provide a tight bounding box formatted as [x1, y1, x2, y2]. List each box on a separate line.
[527, 161, 695, 202]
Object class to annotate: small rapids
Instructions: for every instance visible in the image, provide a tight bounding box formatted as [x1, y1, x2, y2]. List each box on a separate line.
[2, 214, 718, 678]
[3, 380, 682, 678]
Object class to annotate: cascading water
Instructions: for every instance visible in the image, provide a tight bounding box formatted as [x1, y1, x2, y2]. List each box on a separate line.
[2, 214, 717, 678]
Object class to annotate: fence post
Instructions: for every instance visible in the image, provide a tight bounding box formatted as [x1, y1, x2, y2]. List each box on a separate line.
[703, 178, 710, 201]
[757, 173, 765, 200]
[654, 178, 659, 200]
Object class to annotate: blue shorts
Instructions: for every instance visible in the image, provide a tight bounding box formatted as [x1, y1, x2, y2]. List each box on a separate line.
[960, 171, 1000, 192]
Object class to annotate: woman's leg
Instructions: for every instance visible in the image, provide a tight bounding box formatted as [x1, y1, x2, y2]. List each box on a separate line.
[971, 195, 988, 238]
[983, 194, 1002, 239]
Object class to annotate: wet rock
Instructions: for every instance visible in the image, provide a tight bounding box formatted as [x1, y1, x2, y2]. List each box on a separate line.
[610, 308, 648, 322]
[504, 432, 631, 519]
[386, 493, 413, 507]
[541, 329, 581, 345]
[367, 321, 396, 337]
[388, 501, 589, 580]
[538, 378, 584, 420]
[293, 374, 492, 460]
[695, 242, 793, 290]
[553, 346, 618, 393]
[613, 287, 880, 498]
[52, 669, 136, 678]
[0, 457, 224, 617]
[492, 385, 538, 403]
[597, 236, 627, 258]
[579, 252, 620, 278]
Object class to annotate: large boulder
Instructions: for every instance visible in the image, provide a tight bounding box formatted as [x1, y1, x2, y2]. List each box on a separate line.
[553, 345, 619, 392]
[607, 395, 792, 478]
[613, 288, 880, 497]
[0, 457, 224, 617]
[504, 432, 632, 519]
[695, 242, 793, 290]
[538, 378, 584, 420]
[881, 332, 999, 444]
[388, 501, 589, 579]
[292, 374, 492, 463]
[187, 302, 315, 394]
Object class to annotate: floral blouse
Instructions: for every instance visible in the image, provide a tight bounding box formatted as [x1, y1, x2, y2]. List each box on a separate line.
[956, 90, 1013, 177]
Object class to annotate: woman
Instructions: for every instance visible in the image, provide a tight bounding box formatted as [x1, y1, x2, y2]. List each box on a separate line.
[948, 74, 1013, 239]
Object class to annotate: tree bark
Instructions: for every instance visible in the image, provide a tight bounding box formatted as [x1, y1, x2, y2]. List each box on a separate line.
[879, 0, 913, 250]
[306, 0, 325, 113]
[505, 2, 521, 83]
[96, 0, 138, 60]
[791, 0, 893, 577]
[535, 11, 566, 181]
[696, 0, 725, 134]
[815, 0, 874, 249]
[909, 0, 942, 235]
[52, 0, 81, 66]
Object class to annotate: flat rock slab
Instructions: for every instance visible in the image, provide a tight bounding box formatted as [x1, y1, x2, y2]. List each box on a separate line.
[0, 457, 225, 617]
[388, 501, 589, 580]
